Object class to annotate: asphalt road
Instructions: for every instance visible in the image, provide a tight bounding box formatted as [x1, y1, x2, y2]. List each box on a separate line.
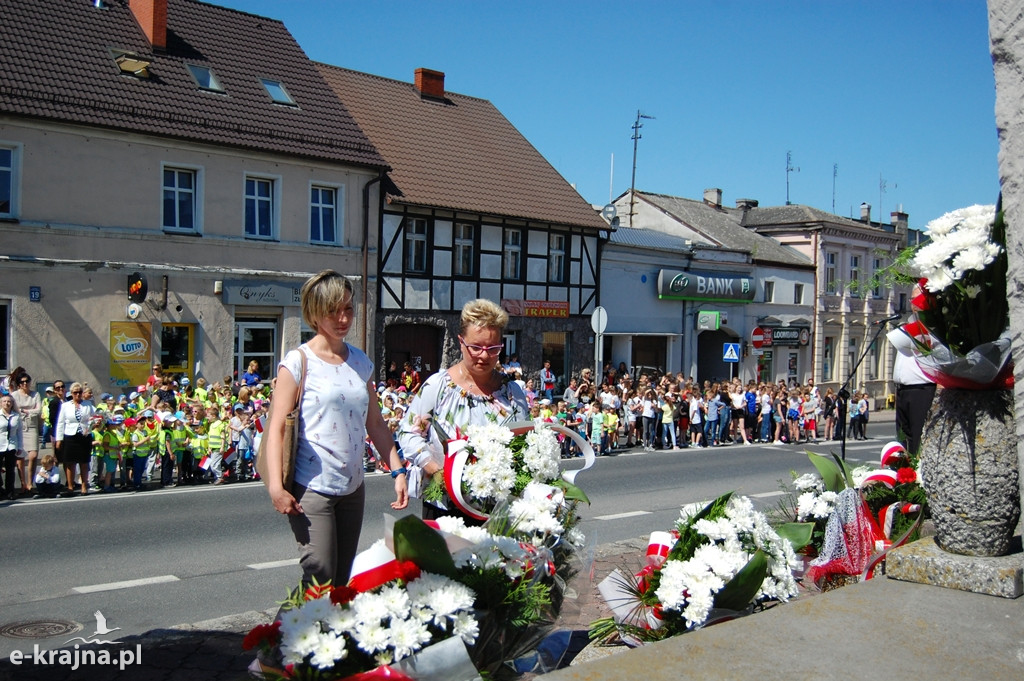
[0, 434, 892, 658]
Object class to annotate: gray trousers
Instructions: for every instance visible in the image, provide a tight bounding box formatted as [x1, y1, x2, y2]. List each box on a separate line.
[288, 482, 365, 588]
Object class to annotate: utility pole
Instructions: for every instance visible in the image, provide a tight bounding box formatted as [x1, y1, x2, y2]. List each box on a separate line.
[629, 110, 654, 227]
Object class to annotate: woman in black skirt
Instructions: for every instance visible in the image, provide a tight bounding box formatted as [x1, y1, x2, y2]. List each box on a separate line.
[54, 382, 96, 496]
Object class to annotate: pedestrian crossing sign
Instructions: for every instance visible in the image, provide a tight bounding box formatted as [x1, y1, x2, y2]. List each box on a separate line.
[723, 343, 740, 362]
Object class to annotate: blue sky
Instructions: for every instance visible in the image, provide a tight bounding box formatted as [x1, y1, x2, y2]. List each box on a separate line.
[217, 1, 998, 228]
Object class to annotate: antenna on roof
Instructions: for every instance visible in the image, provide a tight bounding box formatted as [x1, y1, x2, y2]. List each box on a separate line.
[785, 151, 800, 205]
[832, 163, 838, 213]
[629, 110, 655, 227]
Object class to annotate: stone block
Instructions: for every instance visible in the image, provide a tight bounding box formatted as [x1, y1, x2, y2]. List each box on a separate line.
[885, 536, 1023, 598]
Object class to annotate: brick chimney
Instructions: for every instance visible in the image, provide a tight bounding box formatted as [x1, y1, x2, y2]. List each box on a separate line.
[703, 188, 723, 208]
[414, 68, 445, 99]
[860, 202, 872, 222]
[129, 0, 167, 51]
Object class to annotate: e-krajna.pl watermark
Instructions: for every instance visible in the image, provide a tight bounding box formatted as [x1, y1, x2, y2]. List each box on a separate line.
[9, 643, 142, 671]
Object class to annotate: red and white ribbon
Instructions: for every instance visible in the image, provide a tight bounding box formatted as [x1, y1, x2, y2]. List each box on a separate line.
[646, 531, 676, 567]
[442, 433, 489, 521]
[880, 441, 906, 467]
[862, 469, 898, 488]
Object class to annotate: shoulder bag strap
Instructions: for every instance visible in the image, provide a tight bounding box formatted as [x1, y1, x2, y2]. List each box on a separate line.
[294, 346, 308, 411]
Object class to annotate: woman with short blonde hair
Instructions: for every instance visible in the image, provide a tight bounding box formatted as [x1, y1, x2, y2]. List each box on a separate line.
[265, 270, 406, 589]
[399, 298, 528, 521]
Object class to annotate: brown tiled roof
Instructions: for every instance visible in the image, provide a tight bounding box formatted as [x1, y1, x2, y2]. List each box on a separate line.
[0, 0, 386, 168]
[317, 65, 608, 232]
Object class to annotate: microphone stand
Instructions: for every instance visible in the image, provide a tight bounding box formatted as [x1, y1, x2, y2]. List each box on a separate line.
[824, 316, 898, 461]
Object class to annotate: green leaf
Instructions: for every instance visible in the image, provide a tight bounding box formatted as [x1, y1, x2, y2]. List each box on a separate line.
[831, 453, 855, 489]
[807, 452, 846, 492]
[713, 549, 768, 611]
[392, 514, 456, 578]
[551, 478, 590, 504]
[776, 522, 815, 551]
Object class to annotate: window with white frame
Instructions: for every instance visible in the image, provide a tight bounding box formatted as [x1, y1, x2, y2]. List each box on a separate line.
[0, 145, 17, 218]
[794, 283, 804, 305]
[872, 257, 884, 298]
[869, 339, 880, 380]
[163, 166, 199, 232]
[764, 280, 774, 303]
[825, 252, 837, 293]
[454, 223, 475, 277]
[244, 176, 275, 238]
[310, 185, 340, 244]
[404, 218, 428, 273]
[849, 255, 861, 297]
[503, 229, 522, 280]
[549, 233, 566, 283]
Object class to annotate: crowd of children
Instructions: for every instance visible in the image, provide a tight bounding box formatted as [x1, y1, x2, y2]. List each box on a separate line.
[5, 361, 875, 498]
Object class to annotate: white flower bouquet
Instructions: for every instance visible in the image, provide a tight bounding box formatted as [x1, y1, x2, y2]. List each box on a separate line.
[591, 492, 801, 645]
[895, 202, 1012, 389]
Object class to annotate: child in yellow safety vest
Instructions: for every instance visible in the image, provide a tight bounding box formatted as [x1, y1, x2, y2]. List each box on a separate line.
[100, 415, 126, 493]
[127, 415, 155, 492]
[206, 405, 228, 484]
[162, 414, 192, 487]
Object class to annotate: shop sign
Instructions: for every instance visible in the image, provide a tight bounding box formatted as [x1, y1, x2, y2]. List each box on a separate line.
[759, 326, 810, 347]
[657, 270, 755, 303]
[109, 321, 151, 388]
[501, 299, 569, 318]
[223, 280, 301, 306]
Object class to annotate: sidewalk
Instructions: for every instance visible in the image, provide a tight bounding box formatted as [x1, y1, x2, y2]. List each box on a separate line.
[3, 528, 1020, 681]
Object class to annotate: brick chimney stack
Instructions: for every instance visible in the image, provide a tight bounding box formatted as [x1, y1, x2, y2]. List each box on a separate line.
[414, 68, 445, 99]
[129, 0, 167, 51]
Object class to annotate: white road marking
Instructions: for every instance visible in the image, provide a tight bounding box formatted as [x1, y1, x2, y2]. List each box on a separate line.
[594, 510, 652, 520]
[750, 491, 786, 499]
[248, 559, 300, 570]
[74, 575, 180, 594]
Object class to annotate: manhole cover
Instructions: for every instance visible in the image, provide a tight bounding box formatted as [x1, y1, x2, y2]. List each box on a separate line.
[0, 620, 82, 639]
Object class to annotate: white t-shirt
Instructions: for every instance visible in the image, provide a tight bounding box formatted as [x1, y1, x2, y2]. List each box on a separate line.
[280, 344, 372, 496]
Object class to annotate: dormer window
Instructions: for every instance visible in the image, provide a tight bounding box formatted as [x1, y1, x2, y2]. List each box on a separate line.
[111, 49, 151, 78]
[186, 64, 224, 92]
[260, 79, 296, 106]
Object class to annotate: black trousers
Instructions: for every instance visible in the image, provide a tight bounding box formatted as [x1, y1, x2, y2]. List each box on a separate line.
[3, 449, 17, 495]
[896, 383, 936, 456]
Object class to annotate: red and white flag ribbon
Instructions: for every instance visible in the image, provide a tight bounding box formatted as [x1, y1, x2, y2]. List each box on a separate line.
[880, 441, 906, 467]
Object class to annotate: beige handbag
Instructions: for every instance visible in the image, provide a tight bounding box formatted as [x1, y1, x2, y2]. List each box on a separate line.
[257, 348, 307, 491]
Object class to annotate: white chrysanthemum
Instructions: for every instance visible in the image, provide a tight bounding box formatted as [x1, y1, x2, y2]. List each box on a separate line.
[352, 620, 390, 654]
[452, 610, 480, 644]
[322, 604, 358, 633]
[509, 494, 562, 536]
[308, 632, 348, 670]
[850, 465, 874, 489]
[279, 605, 317, 637]
[387, 617, 432, 660]
[351, 592, 389, 623]
[913, 204, 997, 291]
[792, 473, 822, 492]
[300, 596, 335, 624]
[379, 584, 411, 619]
[280, 624, 321, 665]
[523, 426, 561, 480]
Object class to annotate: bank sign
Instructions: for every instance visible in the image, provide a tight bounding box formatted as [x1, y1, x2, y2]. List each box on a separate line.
[657, 270, 756, 303]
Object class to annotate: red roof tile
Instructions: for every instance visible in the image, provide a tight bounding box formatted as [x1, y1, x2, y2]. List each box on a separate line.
[317, 65, 607, 231]
[0, 0, 386, 169]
